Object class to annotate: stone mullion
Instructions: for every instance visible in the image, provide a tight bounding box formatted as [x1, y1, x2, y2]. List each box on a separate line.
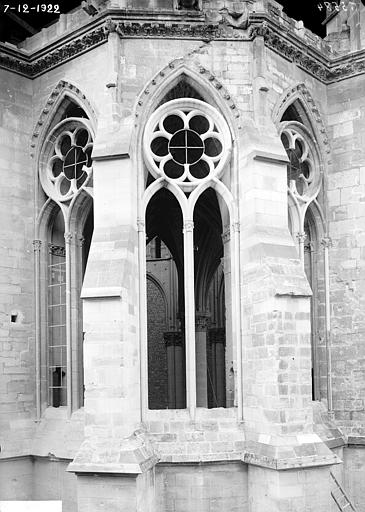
[183, 219, 196, 418]
[306, 239, 320, 401]
[75, 235, 85, 409]
[297, 231, 307, 266]
[64, 231, 73, 417]
[208, 327, 226, 408]
[195, 312, 209, 408]
[138, 219, 149, 416]
[33, 239, 42, 420]
[164, 332, 184, 408]
[322, 236, 333, 417]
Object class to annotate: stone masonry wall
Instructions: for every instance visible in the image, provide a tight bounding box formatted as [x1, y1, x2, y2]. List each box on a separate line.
[0, 69, 35, 457]
[155, 462, 248, 512]
[327, 74, 365, 435]
[147, 277, 168, 409]
[343, 445, 365, 511]
[1, 2, 365, 508]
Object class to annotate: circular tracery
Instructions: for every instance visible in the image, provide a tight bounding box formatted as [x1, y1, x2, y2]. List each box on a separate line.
[40, 119, 93, 202]
[169, 129, 204, 165]
[144, 99, 231, 191]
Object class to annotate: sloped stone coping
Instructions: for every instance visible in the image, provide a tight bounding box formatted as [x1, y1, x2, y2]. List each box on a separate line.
[312, 401, 346, 449]
[347, 437, 365, 446]
[242, 435, 340, 470]
[67, 430, 159, 475]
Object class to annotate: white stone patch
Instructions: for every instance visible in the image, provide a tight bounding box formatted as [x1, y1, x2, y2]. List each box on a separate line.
[333, 121, 354, 139]
[328, 109, 361, 126]
[0, 503, 62, 512]
[297, 434, 321, 444]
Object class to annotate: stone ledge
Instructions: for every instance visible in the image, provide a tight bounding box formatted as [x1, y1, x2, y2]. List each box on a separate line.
[312, 401, 346, 449]
[347, 436, 365, 446]
[67, 430, 159, 475]
[242, 438, 340, 470]
[81, 286, 123, 298]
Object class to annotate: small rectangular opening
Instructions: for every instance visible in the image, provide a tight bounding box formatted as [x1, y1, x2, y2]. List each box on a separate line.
[11, 314, 17, 323]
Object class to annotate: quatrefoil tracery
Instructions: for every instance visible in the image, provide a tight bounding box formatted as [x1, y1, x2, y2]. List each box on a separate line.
[281, 126, 316, 198]
[144, 99, 231, 191]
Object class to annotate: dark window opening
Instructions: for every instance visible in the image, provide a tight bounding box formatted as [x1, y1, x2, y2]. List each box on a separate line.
[194, 188, 228, 408]
[160, 80, 205, 105]
[48, 207, 67, 407]
[177, 0, 200, 10]
[304, 213, 321, 402]
[146, 189, 186, 409]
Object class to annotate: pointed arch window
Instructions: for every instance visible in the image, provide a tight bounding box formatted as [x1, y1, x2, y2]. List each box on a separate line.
[37, 102, 94, 414]
[280, 115, 324, 402]
[141, 97, 237, 415]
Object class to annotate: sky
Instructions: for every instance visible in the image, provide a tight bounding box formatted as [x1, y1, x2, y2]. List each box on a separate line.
[278, 0, 338, 37]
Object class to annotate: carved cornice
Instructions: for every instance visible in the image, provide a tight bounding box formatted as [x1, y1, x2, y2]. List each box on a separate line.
[249, 23, 330, 82]
[249, 21, 365, 84]
[114, 21, 222, 40]
[0, 14, 364, 84]
[0, 25, 107, 78]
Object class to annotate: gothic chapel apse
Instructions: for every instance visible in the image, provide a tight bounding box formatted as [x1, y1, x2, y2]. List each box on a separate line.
[0, 0, 365, 511]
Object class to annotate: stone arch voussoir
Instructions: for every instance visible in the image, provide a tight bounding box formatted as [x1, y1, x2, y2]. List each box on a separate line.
[31, 79, 97, 159]
[273, 83, 330, 155]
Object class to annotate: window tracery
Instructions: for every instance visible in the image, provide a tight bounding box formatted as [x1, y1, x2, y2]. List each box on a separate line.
[37, 106, 94, 413]
[280, 122, 319, 199]
[144, 99, 231, 191]
[280, 113, 325, 403]
[40, 118, 93, 203]
[142, 96, 235, 414]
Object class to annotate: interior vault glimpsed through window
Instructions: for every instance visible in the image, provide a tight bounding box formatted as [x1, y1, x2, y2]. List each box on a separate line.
[146, 189, 186, 409]
[144, 92, 232, 410]
[48, 207, 67, 407]
[194, 189, 228, 408]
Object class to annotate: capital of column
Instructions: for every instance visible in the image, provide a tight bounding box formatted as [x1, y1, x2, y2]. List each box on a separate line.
[32, 239, 42, 251]
[137, 219, 145, 232]
[321, 237, 332, 249]
[231, 222, 240, 233]
[164, 331, 183, 347]
[183, 220, 194, 233]
[77, 235, 85, 247]
[222, 229, 230, 244]
[296, 232, 307, 244]
[64, 232, 73, 244]
[195, 313, 210, 332]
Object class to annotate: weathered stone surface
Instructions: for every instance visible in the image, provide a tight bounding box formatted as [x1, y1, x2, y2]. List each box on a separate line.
[1, 1, 365, 511]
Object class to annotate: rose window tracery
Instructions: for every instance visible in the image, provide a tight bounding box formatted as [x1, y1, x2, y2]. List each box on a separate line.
[144, 99, 231, 191]
[40, 118, 93, 203]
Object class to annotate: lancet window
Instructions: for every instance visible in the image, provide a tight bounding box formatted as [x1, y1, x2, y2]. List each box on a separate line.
[37, 99, 94, 413]
[142, 92, 235, 413]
